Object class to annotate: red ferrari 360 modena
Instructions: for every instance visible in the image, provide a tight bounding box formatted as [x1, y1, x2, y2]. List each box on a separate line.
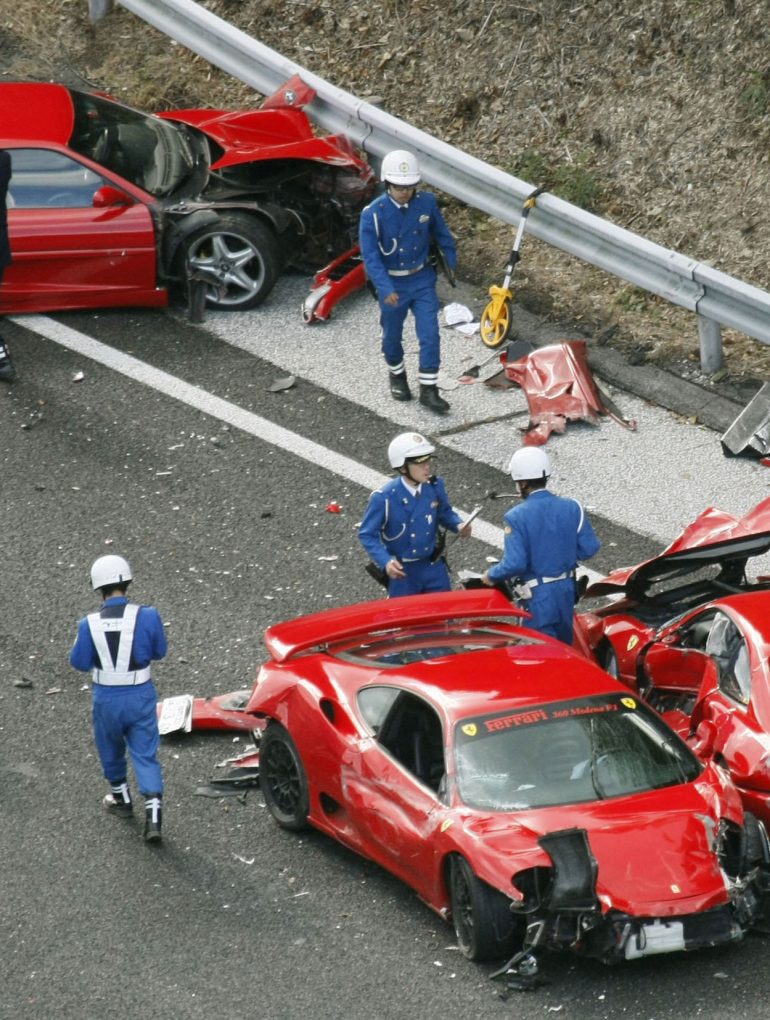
[237, 588, 770, 974]
[0, 77, 373, 314]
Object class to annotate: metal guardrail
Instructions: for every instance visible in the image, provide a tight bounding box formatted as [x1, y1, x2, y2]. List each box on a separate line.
[93, 0, 770, 373]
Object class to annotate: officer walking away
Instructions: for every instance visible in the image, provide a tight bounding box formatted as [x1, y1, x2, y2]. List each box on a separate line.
[482, 447, 600, 644]
[0, 149, 15, 381]
[70, 555, 167, 843]
[359, 149, 457, 416]
[359, 432, 472, 597]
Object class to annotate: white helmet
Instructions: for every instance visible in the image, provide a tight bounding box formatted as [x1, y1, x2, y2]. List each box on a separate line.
[91, 554, 133, 591]
[509, 447, 551, 482]
[388, 432, 435, 469]
[381, 149, 421, 187]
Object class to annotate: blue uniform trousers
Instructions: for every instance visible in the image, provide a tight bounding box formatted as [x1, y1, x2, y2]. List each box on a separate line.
[92, 682, 163, 795]
[380, 268, 441, 374]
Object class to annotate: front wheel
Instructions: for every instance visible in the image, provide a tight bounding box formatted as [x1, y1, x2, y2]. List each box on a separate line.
[479, 298, 513, 348]
[259, 723, 309, 831]
[449, 855, 519, 961]
[184, 213, 279, 311]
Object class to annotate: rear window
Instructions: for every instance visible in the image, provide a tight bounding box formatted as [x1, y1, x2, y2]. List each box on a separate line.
[454, 693, 701, 811]
[330, 624, 536, 667]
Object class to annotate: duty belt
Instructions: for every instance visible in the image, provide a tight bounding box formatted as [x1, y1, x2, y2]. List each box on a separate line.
[92, 666, 152, 686]
[388, 263, 425, 277]
[528, 570, 576, 589]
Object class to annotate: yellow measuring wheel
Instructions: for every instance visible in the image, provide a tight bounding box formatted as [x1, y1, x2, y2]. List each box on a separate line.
[479, 186, 545, 349]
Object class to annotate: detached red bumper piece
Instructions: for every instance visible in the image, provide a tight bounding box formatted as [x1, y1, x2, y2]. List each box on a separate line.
[500, 339, 637, 445]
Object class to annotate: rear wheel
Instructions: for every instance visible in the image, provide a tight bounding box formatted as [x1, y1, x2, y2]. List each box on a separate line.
[184, 213, 279, 310]
[449, 855, 519, 961]
[260, 723, 309, 831]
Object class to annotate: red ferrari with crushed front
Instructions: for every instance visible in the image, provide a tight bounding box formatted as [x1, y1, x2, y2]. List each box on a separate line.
[243, 588, 770, 973]
[0, 78, 373, 313]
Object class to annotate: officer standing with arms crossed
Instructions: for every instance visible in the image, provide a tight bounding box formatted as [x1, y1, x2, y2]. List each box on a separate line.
[359, 149, 457, 415]
[482, 447, 600, 644]
[359, 432, 472, 596]
[70, 555, 167, 843]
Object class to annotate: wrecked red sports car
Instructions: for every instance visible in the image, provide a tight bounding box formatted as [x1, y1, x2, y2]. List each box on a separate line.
[242, 588, 770, 975]
[575, 497, 770, 826]
[0, 77, 373, 313]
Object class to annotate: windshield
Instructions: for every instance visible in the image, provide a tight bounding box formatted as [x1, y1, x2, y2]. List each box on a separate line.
[454, 693, 700, 811]
[68, 90, 198, 196]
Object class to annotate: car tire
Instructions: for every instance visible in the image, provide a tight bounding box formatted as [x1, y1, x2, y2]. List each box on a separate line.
[260, 722, 310, 831]
[599, 643, 620, 679]
[448, 854, 519, 962]
[184, 213, 279, 311]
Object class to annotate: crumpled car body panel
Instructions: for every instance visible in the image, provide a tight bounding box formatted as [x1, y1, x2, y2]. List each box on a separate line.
[501, 339, 636, 445]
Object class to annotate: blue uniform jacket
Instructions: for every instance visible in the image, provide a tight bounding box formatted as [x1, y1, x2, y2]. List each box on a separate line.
[70, 596, 167, 678]
[487, 489, 600, 643]
[487, 490, 600, 585]
[359, 190, 457, 299]
[359, 476, 464, 569]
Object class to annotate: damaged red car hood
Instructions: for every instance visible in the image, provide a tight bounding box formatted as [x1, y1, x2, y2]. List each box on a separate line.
[585, 496, 770, 599]
[466, 775, 736, 915]
[160, 74, 371, 174]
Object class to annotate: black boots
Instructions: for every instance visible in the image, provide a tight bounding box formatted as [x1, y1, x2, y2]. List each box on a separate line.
[0, 342, 15, 383]
[389, 371, 412, 401]
[103, 781, 133, 818]
[144, 795, 163, 844]
[419, 384, 450, 415]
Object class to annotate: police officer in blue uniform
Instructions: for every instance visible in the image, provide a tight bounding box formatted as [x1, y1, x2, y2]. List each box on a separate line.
[70, 555, 167, 843]
[482, 447, 600, 644]
[359, 149, 457, 415]
[359, 432, 472, 596]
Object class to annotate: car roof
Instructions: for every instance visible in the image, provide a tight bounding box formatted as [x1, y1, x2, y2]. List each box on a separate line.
[0, 83, 75, 145]
[349, 641, 628, 722]
[585, 496, 770, 599]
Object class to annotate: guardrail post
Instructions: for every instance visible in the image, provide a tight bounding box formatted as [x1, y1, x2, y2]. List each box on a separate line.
[89, 0, 114, 21]
[697, 315, 723, 374]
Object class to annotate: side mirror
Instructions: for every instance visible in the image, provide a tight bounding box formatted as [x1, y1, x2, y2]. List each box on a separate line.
[93, 185, 133, 208]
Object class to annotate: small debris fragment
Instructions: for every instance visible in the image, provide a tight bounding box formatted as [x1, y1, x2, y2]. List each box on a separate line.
[72, 371, 85, 383]
[14, 677, 33, 688]
[269, 374, 296, 393]
[326, 501, 342, 513]
[318, 555, 339, 561]
[45, 687, 62, 695]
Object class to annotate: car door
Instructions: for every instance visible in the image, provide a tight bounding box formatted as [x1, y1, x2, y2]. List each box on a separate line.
[2, 146, 164, 312]
[644, 610, 762, 783]
[343, 687, 449, 901]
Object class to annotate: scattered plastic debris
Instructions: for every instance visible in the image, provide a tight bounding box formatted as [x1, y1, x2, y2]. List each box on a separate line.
[318, 554, 339, 561]
[14, 677, 33, 688]
[326, 501, 343, 513]
[269, 374, 296, 393]
[72, 371, 84, 383]
[721, 382, 770, 460]
[45, 687, 62, 695]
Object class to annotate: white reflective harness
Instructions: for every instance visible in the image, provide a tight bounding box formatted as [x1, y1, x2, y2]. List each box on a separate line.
[87, 603, 151, 686]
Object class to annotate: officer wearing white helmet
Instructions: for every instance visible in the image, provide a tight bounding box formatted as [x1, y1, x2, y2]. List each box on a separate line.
[482, 447, 600, 644]
[359, 149, 457, 415]
[359, 432, 472, 596]
[69, 555, 167, 843]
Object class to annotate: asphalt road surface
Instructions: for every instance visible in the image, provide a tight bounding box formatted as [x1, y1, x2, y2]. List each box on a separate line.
[2, 290, 769, 1020]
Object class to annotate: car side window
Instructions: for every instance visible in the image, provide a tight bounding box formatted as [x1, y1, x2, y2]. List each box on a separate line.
[704, 612, 751, 706]
[8, 148, 106, 209]
[359, 687, 445, 793]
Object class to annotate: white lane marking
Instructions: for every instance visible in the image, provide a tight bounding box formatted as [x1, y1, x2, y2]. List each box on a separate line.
[12, 314, 603, 580]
